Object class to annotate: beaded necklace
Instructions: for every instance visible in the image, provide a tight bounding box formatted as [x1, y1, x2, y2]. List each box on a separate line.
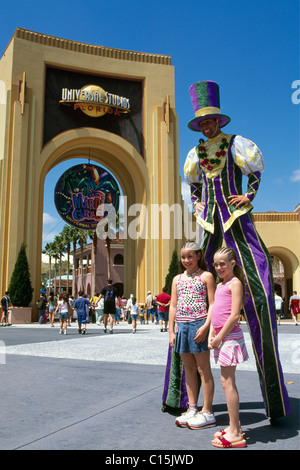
[185, 268, 201, 277]
[196, 136, 229, 171]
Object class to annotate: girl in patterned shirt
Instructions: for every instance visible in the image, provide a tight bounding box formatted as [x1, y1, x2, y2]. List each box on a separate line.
[169, 241, 216, 429]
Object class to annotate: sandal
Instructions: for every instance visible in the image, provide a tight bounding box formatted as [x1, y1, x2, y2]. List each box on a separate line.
[213, 428, 245, 439]
[213, 421, 244, 439]
[213, 429, 226, 438]
[212, 435, 247, 448]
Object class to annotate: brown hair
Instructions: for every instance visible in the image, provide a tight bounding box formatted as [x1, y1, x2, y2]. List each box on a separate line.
[180, 240, 208, 272]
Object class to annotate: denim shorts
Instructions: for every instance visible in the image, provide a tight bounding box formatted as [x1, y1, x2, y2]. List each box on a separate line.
[59, 312, 69, 320]
[158, 311, 168, 322]
[174, 318, 209, 354]
[77, 313, 87, 324]
[130, 314, 138, 321]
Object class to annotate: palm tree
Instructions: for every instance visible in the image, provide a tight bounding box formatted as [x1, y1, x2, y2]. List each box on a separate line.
[69, 226, 81, 297]
[43, 242, 54, 292]
[51, 241, 60, 294]
[77, 229, 88, 291]
[54, 234, 66, 294]
[61, 225, 73, 295]
[89, 230, 98, 295]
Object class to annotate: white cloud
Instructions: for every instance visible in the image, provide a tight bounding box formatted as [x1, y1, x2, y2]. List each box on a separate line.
[43, 212, 58, 225]
[181, 180, 193, 209]
[290, 169, 300, 182]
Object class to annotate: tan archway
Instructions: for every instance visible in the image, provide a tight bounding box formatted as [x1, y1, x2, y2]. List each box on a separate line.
[253, 211, 300, 317]
[0, 28, 183, 321]
[39, 128, 149, 301]
[268, 246, 299, 316]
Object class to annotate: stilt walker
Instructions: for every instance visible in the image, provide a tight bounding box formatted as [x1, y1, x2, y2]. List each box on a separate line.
[184, 81, 290, 422]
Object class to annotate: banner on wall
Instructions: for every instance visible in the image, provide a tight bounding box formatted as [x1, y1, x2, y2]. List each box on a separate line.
[54, 163, 120, 230]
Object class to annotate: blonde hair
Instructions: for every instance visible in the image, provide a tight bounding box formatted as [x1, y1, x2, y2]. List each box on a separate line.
[214, 247, 247, 302]
[180, 240, 208, 272]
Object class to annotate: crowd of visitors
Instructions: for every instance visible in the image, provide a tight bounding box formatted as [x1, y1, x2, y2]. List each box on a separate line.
[1, 280, 173, 334]
[1, 286, 299, 332]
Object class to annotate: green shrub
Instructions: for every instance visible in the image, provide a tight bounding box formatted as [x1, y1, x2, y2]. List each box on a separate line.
[8, 243, 33, 307]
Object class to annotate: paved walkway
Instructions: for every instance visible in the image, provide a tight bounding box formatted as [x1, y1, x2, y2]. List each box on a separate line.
[0, 321, 299, 452]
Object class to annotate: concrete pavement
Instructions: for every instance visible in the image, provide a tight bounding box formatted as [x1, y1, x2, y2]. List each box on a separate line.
[0, 321, 299, 452]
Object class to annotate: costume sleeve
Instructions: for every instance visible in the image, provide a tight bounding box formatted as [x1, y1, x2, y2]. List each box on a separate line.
[184, 147, 203, 204]
[231, 135, 264, 202]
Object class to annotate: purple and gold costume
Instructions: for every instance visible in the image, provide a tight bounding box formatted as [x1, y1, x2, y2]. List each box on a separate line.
[184, 124, 290, 421]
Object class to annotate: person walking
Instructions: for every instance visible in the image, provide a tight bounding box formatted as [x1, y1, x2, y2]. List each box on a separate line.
[97, 279, 121, 334]
[47, 292, 57, 327]
[156, 287, 171, 332]
[1, 291, 12, 326]
[275, 291, 284, 325]
[55, 294, 70, 335]
[130, 297, 139, 333]
[95, 296, 104, 325]
[145, 291, 155, 324]
[289, 291, 300, 325]
[37, 293, 47, 324]
[73, 291, 90, 334]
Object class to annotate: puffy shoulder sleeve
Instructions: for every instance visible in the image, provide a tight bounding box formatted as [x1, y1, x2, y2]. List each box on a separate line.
[184, 147, 201, 184]
[232, 135, 264, 202]
[183, 147, 203, 204]
[231, 135, 264, 175]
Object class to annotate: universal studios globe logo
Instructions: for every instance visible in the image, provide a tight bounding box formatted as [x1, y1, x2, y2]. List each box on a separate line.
[59, 84, 131, 117]
[54, 163, 120, 230]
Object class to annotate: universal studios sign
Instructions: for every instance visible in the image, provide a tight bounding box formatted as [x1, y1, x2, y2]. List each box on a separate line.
[59, 84, 131, 117]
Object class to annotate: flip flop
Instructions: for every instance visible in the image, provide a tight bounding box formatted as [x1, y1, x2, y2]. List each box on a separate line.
[212, 435, 247, 448]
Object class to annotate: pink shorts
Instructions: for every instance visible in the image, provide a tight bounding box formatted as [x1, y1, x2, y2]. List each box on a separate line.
[212, 324, 248, 367]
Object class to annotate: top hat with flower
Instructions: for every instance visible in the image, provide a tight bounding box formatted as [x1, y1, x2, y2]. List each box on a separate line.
[188, 80, 231, 132]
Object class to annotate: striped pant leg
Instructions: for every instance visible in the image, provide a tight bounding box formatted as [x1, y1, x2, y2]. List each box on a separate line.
[223, 213, 290, 420]
[200, 216, 223, 271]
[162, 345, 188, 409]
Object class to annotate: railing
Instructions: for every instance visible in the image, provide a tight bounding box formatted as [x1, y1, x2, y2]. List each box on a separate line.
[252, 212, 299, 223]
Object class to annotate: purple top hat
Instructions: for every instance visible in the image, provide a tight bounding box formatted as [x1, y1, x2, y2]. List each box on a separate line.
[188, 80, 231, 132]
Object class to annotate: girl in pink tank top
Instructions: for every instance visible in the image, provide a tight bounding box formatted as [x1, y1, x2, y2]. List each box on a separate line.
[209, 247, 248, 449]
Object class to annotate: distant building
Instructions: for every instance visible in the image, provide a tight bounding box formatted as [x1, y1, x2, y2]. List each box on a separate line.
[71, 238, 124, 297]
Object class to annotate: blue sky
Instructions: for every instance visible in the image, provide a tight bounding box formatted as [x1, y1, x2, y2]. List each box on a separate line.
[1, 0, 299, 246]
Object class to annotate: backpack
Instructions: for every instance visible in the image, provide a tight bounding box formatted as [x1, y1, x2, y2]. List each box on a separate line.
[104, 287, 114, 303]
[38, 297, 46, 309]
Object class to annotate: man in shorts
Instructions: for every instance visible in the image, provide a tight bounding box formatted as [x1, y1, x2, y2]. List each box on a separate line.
[98, 279, 121, 334]
[274, 291, 283, 325]
[156, 287, 171, 332]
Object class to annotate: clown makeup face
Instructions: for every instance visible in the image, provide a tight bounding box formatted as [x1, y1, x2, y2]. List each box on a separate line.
[199, 118, 221, 138]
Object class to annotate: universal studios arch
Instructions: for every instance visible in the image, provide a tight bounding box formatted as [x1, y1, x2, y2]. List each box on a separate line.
[0, 28, 187, 316]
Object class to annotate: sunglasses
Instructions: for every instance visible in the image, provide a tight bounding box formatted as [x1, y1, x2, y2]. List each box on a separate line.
[212, 261, 228, 268]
